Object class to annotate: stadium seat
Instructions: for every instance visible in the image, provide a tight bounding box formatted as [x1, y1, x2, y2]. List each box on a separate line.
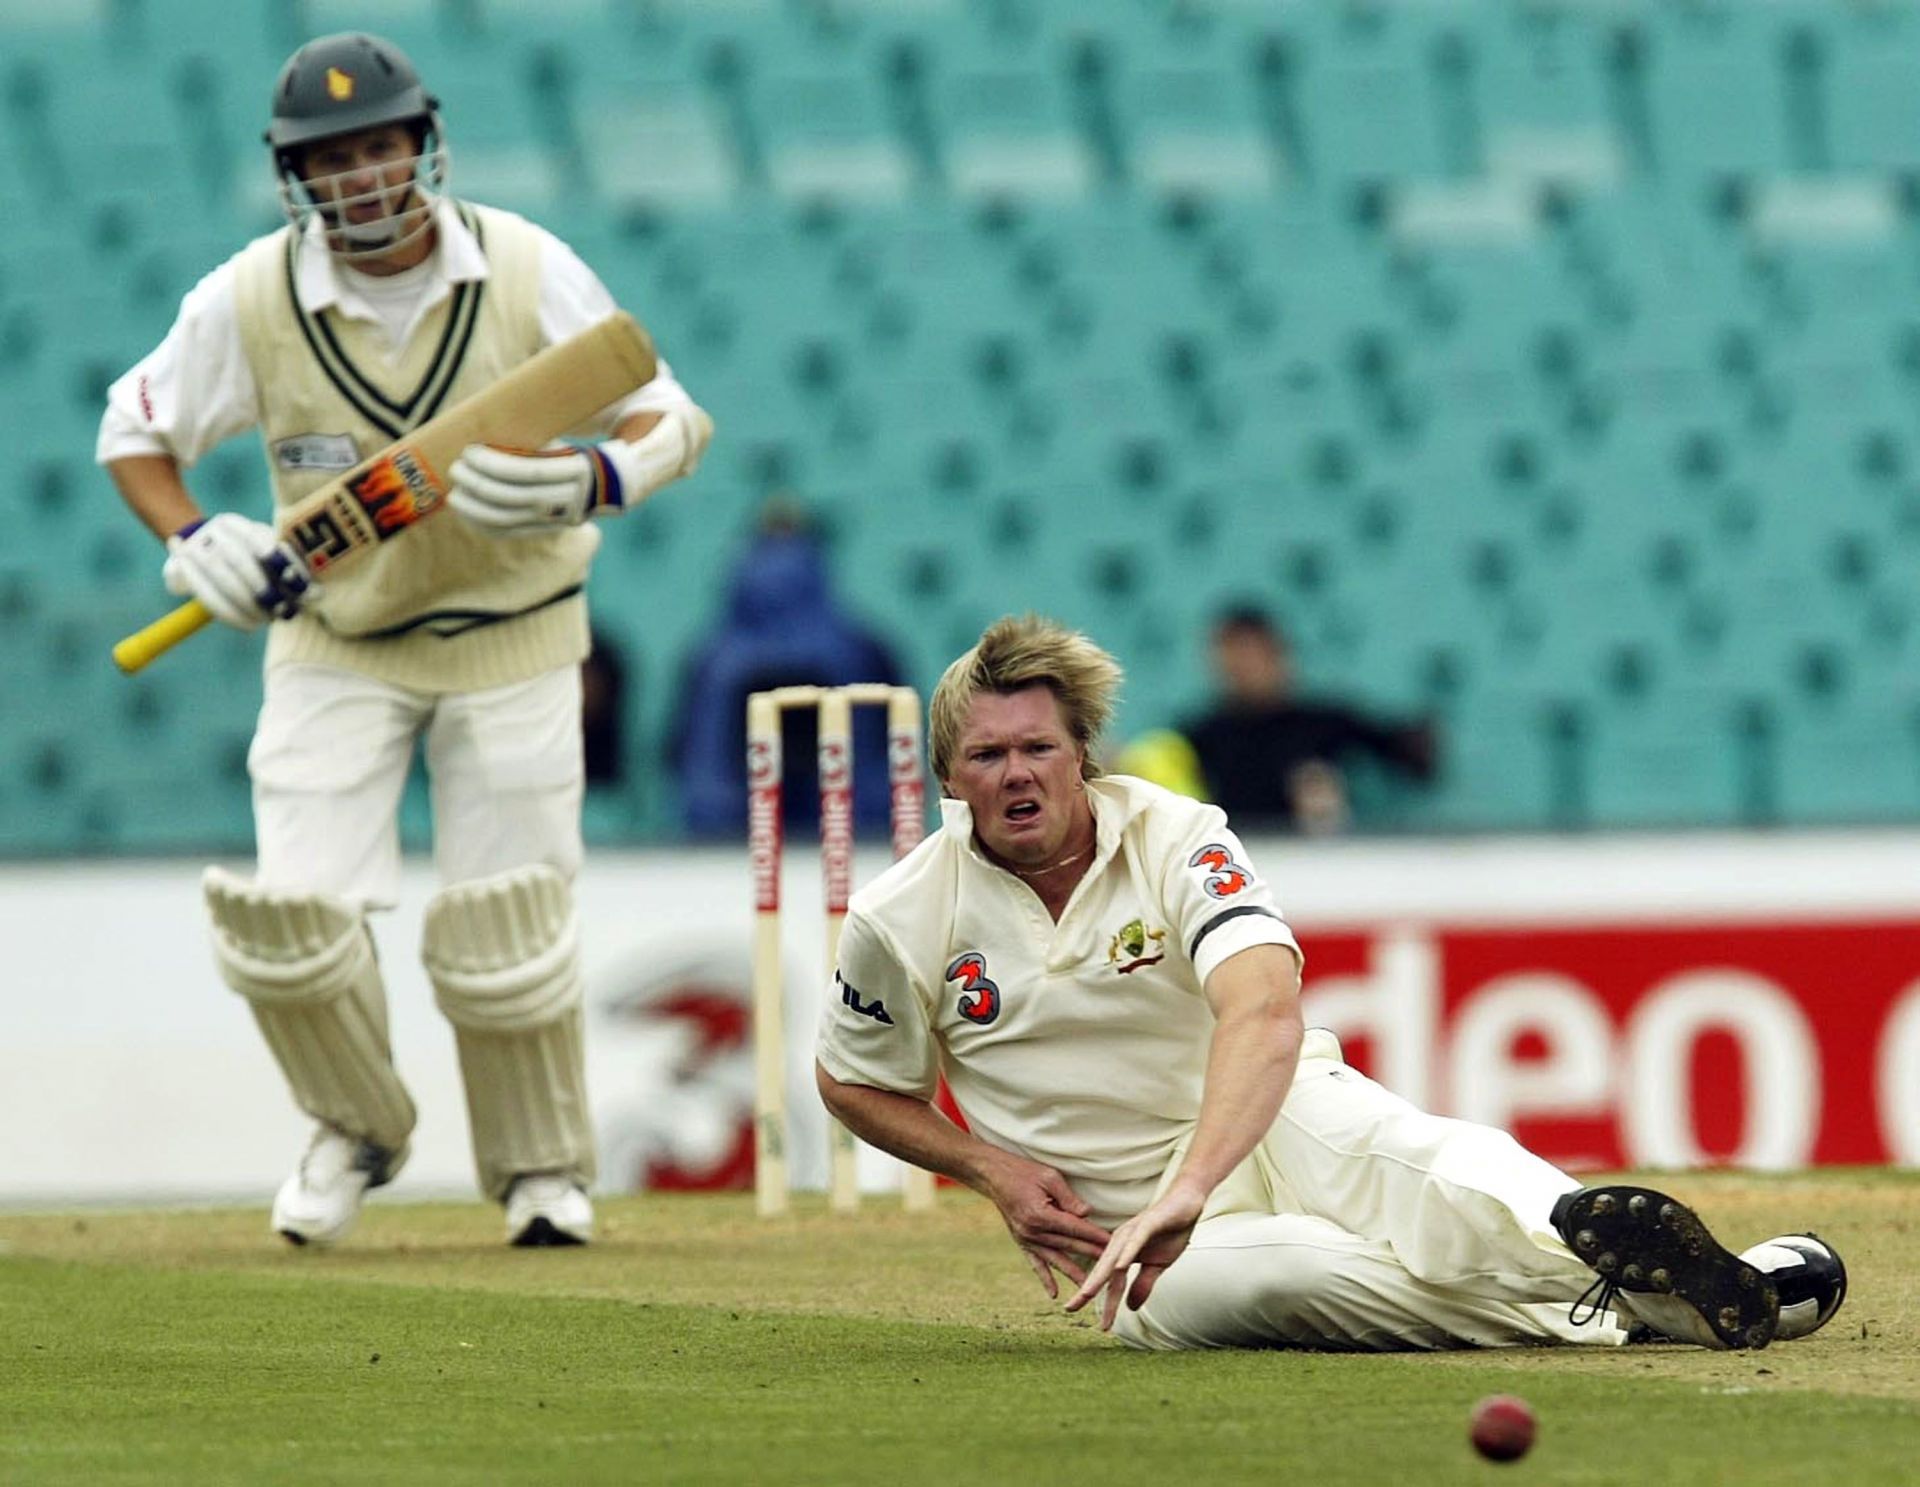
[12, 0, 1920, 850]
[1581, 687, 1746, 828]
[916, 55, 1096, 200]
[749, 65, 915, 205]
[1771, 695, 1920, 824]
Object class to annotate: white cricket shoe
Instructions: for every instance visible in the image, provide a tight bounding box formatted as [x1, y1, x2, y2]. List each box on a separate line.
[505, 1173, 593, 1247]
[1740, 1233, 1848, 1340]
[272, 1128, 403, 1247]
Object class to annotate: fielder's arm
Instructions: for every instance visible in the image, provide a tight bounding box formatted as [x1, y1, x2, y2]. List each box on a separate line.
[1065, 944, 1303, 1327]
[1163, 943, 1304, 1202]
[817, 1066, 1115, 1292]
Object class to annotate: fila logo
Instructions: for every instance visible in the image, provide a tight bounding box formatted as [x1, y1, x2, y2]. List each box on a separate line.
[1189, 843, 1252, 900]
[838, 973, 892, 1025]
[945, 951, 1001, 1026]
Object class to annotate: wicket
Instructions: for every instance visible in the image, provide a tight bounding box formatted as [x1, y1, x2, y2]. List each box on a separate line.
[748, 684, 938, 1217]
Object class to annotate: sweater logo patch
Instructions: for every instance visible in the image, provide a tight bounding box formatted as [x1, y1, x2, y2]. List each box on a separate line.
[272, 433, 359, 471]
[1107, 918, 1168, 975]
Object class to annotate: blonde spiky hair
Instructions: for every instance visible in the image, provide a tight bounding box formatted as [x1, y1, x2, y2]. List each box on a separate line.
[928, 614, 1123, 783]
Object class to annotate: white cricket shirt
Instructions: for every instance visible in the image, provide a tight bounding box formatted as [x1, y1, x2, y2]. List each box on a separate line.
[96, 196, 693, 468]
[817, 773, 1302, 1225]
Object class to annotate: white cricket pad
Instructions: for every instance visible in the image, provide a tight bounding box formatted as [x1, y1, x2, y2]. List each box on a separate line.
[422, 864, 596, 1202]
[203, 867, 416, 1153]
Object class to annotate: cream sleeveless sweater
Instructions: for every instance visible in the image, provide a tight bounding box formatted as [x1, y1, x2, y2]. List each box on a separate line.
[232, 203, 596, 694]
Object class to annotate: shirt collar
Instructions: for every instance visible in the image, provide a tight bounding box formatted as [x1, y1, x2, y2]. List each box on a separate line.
[291, 197, 487, 314]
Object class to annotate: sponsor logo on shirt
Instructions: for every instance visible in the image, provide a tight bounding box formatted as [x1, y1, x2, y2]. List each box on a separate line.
[945, 951, 1001, 1026]
[1107, 918, 1168, 975]
[1188, 843, 1252, 899]
[272, 433, 359, 472]
[837, 971, 892, 1025]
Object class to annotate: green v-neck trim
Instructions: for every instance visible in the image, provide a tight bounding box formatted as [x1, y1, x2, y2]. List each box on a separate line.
[283, 202, 487, 441]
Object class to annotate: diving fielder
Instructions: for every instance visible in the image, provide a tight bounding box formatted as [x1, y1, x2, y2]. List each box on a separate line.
[97, 33, 713, 1246]
[817, 616, 1847, 1350]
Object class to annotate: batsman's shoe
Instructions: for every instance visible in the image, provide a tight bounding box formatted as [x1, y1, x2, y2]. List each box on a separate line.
[1740, 1234, 1848, 1341]
[505, 1173, 593, 1247]
[272, 1127, 404, 1247]
[1553, 1185, 1779, 1350]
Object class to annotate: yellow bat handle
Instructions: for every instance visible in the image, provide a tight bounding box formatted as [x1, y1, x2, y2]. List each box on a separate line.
[113, 599, 212, 674]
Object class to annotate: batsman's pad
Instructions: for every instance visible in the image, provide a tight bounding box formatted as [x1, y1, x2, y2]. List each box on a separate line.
[204, 867, 417, 1155]
[422, 864, 595, 1202]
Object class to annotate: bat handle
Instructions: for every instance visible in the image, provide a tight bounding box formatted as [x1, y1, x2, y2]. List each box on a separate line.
[113, 599, 212, 674]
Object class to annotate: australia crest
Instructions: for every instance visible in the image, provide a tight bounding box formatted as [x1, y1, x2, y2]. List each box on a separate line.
[1107, 917, 1168, 975]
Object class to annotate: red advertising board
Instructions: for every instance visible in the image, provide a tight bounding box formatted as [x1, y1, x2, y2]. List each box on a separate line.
[1297, 918, 1920, 1171]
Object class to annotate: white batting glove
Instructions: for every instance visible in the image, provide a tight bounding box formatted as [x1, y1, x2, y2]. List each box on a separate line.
[162, 513, 317, 631]
[449, 413, 695, 539]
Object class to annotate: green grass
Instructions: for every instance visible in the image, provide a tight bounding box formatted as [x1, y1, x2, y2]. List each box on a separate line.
[2, 1171, 1916, 1485]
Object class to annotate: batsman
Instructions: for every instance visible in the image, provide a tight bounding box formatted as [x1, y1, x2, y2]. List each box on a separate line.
[96, 32, 713, 1246]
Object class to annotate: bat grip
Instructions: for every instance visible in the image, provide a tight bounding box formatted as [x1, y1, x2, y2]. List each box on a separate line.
[113, 599, 213, 674]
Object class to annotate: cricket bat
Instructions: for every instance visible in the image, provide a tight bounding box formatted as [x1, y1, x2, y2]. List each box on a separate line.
[112, 311, 658, 674]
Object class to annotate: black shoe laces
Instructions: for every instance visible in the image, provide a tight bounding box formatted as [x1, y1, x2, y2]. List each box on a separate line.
[1569, 1273, 1621, 1328]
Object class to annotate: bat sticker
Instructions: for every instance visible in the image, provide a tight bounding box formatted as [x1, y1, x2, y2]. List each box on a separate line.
[345, 446, 445, 538]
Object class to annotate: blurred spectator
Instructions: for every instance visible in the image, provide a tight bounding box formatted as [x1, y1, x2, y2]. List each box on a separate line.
[669, 503, 907, 837]
[582, 628, 632, 789]
[1173, 605, 1437, 834]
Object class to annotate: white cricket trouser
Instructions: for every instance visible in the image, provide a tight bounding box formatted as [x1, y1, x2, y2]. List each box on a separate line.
[249, 662, 585, 906]
[1113, 1031, 1623, 1352]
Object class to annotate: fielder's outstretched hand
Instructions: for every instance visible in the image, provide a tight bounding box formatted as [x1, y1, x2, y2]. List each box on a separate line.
[978, 1152, 1113, 1301]
[163, 513, 315, 630]
[1064, 1186, 1205, 1331]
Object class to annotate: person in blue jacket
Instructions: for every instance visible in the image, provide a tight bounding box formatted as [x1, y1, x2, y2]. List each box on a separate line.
[671, 506, 906, 837]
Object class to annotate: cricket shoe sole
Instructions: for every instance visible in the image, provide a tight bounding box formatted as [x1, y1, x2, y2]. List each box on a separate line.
[1553, 1185, 1779, 1350]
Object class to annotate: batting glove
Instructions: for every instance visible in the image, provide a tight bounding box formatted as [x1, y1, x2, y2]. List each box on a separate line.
[162, 513, 316, 631]
[448, 413, 695, 539]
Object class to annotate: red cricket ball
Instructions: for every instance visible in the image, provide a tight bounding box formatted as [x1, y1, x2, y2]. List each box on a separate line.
[1469, 1394, 1536, 1463]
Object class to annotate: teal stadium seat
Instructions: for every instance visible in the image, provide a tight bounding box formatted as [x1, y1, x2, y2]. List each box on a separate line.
[554, 44, 744, 210]
[1271, 3, 1454, 191]
[1816, 0, 1920, 174]
[1099, 45, 1279, 199]
[749, 66, 916, 206]
[1581, 687, 1747, 828]
[1772, 695, 1920, 826]
[1637, 2, 1797, 185]
[12, 0, 1920, 851]
[917, 53, 1096, 201]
